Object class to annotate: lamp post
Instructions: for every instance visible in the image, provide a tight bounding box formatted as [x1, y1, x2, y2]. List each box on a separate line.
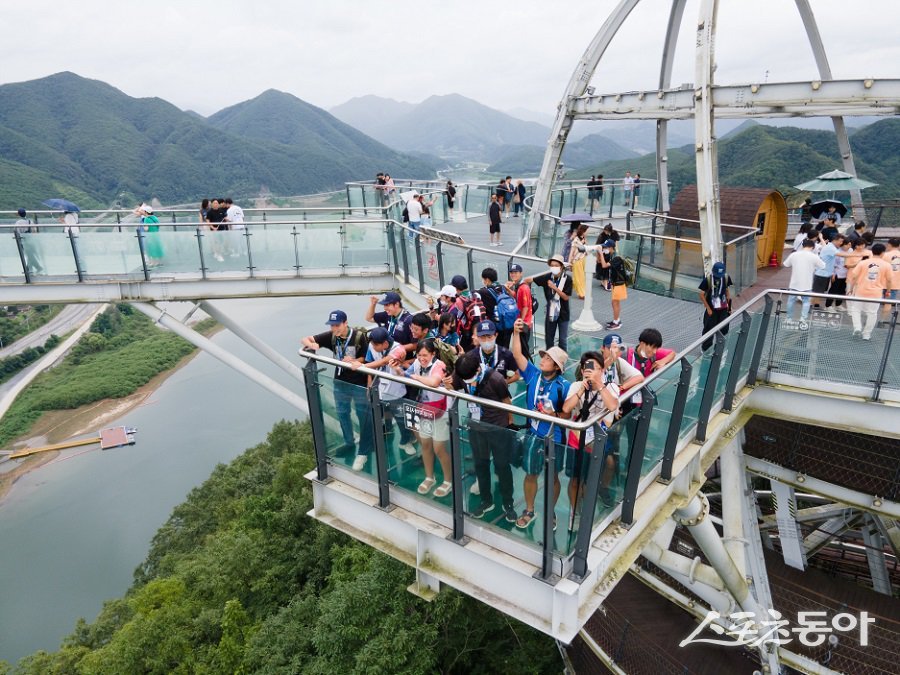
[570, 244, 605, 332]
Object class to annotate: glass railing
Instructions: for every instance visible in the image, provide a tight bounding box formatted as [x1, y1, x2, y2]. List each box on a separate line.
[300, 287, 899, 582]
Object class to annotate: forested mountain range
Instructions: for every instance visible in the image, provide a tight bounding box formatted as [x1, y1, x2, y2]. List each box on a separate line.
[0, 73, 436, 210]
[569, 119, 900, 204]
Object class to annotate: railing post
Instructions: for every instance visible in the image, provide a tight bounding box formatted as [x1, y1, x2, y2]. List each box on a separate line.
[68, 229, 85, 282]
[608, 187, 615, 218]
[436, 241, 445, 287]
[292, 226, 301, 276]
[361, 185, 367, 217]
[570, 424, 608, 580]
[660, 359, 693, 483]
[447, 402, 467, 543]
[414, 234, 425, 294]
[695, 333, 726, 443]
[195, 227, 208, 280]
[872, 306, 898, 402]
[388, 222, 400, 275]
[538, 433, 558, 580]
[244, 229, 255, 277]
[722, 312, 752, 412]
[367, 383, 391, 509]
[764, 297, 783, 383]
[13, 230, 31, 284]
[399, 225, 411, 285]
[136, 229, 150, 281]
[466, 248, 475, 295]
[634, 235, 644, 286]
[302, 359, 330, 482]
[621, 392, 655, 526]
[116, 211, 122, 232]
[746, 296, 773, 386]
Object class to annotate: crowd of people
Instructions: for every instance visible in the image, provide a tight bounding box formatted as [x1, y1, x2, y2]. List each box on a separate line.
[784, 217, 898, 339]
[300, 259, 684, 531]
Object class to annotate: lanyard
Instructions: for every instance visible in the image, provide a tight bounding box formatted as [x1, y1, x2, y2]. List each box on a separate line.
[387, 310, 407, 338]
[334, 329, 353, 362]
[479, 347, 498, 370]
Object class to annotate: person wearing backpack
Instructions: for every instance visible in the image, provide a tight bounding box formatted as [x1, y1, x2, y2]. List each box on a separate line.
[362, 327, 416, 455]
[477, 267, 519, 349]
[620, 328, 675, 417]
[450, 274, 486, 352]
[451, 353, 516, 521]
[301, 310, 373, 471]
[15, 208, 44, 275]
[510, 317, 571, 529]
[523, 254, 573, 351]
[505, 263, 535, 359]
[601, 239, 628, 330]
[698, 261, 733, 351]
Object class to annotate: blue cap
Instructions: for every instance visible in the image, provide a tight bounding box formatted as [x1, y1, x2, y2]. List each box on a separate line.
[476, 320, 497, 336]
[712, 262, 726, 278]
[603, 333, 623, 348]
[17, 208, 26, 217]
[378, 291, 402, 305]
[369, 327, 389, 343]
[602, 239, 616, 248]
[450, 274, 468, 290]
[326, 310, 347, 326]
[508, 263, 523, 274]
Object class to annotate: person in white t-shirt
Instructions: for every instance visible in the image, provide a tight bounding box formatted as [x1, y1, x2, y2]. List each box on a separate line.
[223, 197, 245, 258]
[60, 211, 79, 235]
[622, 171, 634, 207]
[783, 238, 825, 322]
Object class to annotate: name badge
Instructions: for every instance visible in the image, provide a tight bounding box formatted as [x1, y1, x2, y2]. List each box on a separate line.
[585, 426, 595, 445]
[467, 402, 482, 421]
[711, 296, 724, 310]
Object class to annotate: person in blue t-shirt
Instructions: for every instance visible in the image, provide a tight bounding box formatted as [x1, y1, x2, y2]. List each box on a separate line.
[812, 233, 844, 308]
[510, 317, 570, 529]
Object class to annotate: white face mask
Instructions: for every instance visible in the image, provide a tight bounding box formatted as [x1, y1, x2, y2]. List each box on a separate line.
[480, 338, 496, 353]
[549, 265, 562, 276]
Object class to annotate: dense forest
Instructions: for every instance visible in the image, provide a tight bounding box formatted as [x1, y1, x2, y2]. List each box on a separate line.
[6, 420, 559, 674]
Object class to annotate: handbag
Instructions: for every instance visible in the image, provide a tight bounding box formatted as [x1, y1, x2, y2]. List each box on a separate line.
[513, 194, 521, 204]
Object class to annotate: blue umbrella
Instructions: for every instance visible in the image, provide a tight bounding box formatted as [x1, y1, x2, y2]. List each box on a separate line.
[42, 198, 81, 212]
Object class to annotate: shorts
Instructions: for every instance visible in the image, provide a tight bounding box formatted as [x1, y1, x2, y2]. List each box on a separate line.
[564, 434, 615, 479]
[489, 223, 501, 234]
[612, 284, 628, 301]
[415, 410, 449, 442]
[811, 275, 831, 294]
[522, 433, 566, 476]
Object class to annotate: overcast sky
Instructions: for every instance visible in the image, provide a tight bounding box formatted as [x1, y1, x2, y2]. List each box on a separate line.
[3, 0, 897, 117]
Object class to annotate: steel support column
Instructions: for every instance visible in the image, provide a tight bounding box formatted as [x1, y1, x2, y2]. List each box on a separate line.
[861, 514, 893, 595]
[656, 0, 688, 212]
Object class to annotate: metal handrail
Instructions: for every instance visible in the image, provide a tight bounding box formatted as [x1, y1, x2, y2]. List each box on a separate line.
[629, 208, 757, 232]
[0, 218, 395, 231]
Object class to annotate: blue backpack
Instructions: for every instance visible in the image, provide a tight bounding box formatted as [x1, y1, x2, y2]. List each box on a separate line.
[486, 287, 520, 331]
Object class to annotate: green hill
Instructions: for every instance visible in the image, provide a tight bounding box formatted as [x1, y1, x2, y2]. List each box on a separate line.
[487, 132, 638, 175]
[9, 421, 558, 673]
[569, 119, 900, 203]
[0, 73, 436, 210]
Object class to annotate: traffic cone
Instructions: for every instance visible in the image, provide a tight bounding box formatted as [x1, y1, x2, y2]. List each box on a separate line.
[769, 251, 779, 267]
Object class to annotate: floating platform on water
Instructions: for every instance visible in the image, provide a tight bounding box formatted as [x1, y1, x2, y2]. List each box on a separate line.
[4, 426, 137, 460]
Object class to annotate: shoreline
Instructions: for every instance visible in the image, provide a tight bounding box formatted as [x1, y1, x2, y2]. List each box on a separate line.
[0, 325, 222, 505]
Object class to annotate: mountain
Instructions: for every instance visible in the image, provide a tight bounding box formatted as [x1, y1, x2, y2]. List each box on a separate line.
[333, 93, 552, 161]
[504, 107, 556, 127]
[486, 133, 638, 175]
[0, 73, 435, 210]
[567, 118, 900, 203]
[329, 95, 416, 139]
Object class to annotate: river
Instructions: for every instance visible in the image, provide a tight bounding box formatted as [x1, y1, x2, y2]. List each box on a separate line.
[0, 295, 371, 664]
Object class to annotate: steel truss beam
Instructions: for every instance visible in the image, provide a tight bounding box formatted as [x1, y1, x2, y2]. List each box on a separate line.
[802, 511, 864, 557]
[860, 514, 893, 596]
[567, 79, 900, 120]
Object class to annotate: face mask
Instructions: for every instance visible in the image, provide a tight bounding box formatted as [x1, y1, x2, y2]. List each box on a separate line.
[549, 266, 562, 276]
[480, 338, 496, 353]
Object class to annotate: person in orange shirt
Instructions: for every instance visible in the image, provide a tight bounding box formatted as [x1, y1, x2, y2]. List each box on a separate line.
[886, 238, 900, 301]
[847, 243, 892, 340]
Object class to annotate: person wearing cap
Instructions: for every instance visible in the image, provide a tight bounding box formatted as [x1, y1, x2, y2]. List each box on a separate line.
[449, 274, 485, 352]
[301, 310, 373, 470]
[477, 267, 516, 348]
[451, 350, 517, 521]
[523, 254, 572, 351]
[134, 203, 163, 267]
[510, 316, 571, 529]
[361, 326, 416, 455]
[472, 320, 519, 385]
[783, 241, 824, 328]
[505, 263, 534, 359]
[15, 208, 44, 275]
[698, 261, 735, 350]
[561, 350, 621, 524]
[367, 291, 415, 354]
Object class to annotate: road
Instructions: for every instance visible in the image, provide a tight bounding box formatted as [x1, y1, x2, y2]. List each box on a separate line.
[0, 304, 101, 359]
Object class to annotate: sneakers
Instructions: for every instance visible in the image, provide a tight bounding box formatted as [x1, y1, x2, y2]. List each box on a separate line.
[399, 440, 417, 456]
[599, 487, 616, 507]
[852, 330, 862, 337]
[497, 241, 504, 246]
[605, 320, 622, 329]
[351, 455, 368, 471]
[469, 481, 481, 496]
[470, 501, 496, 519]
[504, 506, 517, 523]
[214, 254, 225, 262]
[335, 443, 355, 456]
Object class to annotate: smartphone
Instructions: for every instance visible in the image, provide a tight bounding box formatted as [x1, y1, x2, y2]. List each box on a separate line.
[583, 359, 597, 371]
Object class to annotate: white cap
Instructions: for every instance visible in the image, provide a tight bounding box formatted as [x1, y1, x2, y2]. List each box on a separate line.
[139, 203, 153, 214]
[439, 284, 457, 298]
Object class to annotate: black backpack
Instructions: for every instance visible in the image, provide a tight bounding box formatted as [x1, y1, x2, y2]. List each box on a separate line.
[401, 206, 409, 223]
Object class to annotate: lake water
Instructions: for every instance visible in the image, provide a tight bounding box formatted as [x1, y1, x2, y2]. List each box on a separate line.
[0, 295, 371, 664]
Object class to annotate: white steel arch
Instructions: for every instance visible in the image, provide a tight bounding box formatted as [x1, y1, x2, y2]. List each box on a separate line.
[533, 0, 890, 273]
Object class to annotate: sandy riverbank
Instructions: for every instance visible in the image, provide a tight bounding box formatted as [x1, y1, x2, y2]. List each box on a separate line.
[0, 325, 223, 504]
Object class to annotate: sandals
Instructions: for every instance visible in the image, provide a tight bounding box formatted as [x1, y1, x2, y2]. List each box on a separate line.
[516, 510, 536, 529]
[433, 481, 453, 498]
[417, 477, 436, 495]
